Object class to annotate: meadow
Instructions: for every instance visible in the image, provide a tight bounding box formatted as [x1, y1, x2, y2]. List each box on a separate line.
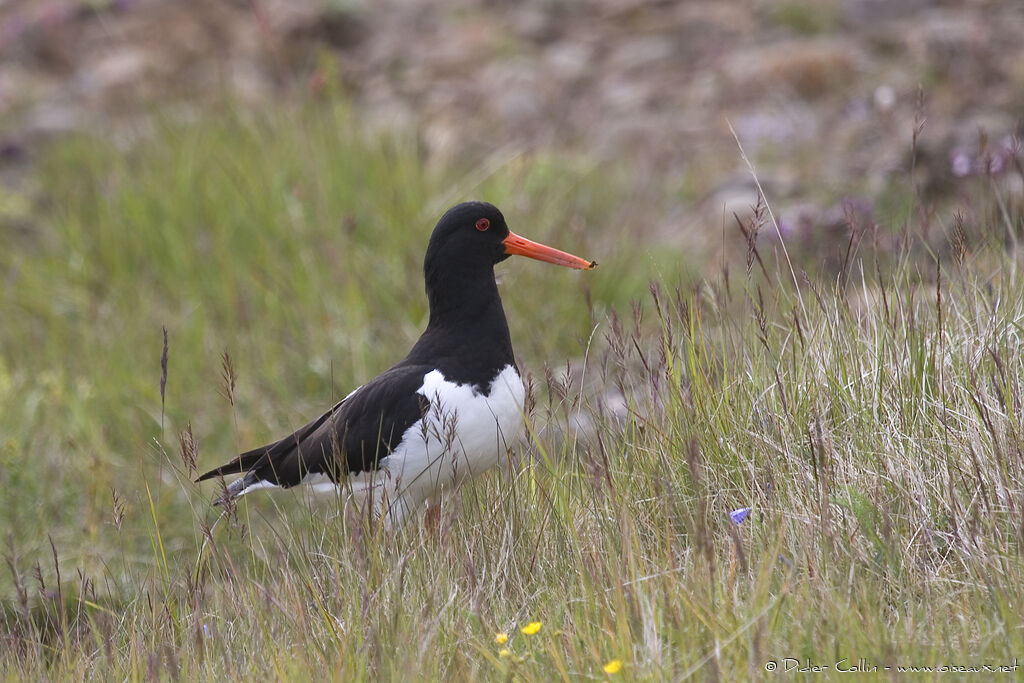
[2, 101, 1023, 679]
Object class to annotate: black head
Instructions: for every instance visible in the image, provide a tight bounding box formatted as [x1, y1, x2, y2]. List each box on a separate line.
[424, 201, 512, 276]
[418, 200, 595, 335]
[424, 201, 596, 281]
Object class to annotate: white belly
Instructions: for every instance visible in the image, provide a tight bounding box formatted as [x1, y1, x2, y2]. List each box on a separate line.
[379, 364, 525, 513]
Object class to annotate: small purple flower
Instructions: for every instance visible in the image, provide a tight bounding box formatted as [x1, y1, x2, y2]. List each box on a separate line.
[775, 218, 794, 241]
[729, 507, 751, 525]
[950, 148, 972, 177]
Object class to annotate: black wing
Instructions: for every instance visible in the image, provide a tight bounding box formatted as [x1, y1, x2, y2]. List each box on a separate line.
[196, 363, 431, 499]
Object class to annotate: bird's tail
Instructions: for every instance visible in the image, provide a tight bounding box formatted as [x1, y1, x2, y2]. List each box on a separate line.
[196, 449, 274, 506]
[196, 449, 265, 483]
[213, 470, 268, 506]
[195, 397, 347, 505]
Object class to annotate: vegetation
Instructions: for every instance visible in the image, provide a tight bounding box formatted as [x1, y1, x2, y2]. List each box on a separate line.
[2, 101, 1023, 679]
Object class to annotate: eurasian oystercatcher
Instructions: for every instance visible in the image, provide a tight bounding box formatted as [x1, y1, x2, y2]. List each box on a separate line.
[196, 201, 595, 525]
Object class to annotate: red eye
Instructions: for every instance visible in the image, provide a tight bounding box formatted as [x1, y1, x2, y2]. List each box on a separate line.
[475, 218, 490, 231]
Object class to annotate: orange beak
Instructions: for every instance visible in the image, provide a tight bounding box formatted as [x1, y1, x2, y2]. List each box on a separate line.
[502, 231, 597, 270]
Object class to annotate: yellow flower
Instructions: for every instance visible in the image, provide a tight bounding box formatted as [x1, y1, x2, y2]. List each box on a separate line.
[603, 659, 623, 674]
[520, 621, 542, 635]
[494, 632, 508, 645]
[499, 648, 511, 658]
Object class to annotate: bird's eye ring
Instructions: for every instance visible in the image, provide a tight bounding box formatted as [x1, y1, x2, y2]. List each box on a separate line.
[475, 218, 490, 231]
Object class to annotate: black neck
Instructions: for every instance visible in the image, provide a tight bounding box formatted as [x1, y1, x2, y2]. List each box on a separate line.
[404, 262, 516, 384]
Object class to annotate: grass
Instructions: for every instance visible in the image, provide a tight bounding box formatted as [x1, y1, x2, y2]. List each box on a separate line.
[2, 99, 1023, 679]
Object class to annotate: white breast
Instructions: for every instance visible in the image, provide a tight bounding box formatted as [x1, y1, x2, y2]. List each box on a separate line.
[377, 364, 525, 517]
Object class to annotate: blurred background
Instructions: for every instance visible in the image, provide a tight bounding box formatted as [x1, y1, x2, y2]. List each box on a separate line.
[2, 0, 1022, 251]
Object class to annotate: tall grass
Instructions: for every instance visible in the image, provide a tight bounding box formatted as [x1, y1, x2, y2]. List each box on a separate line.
[2, 101, 1023, 679]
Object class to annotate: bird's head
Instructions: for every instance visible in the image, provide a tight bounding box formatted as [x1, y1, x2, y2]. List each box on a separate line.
[425, 201, 596, 277]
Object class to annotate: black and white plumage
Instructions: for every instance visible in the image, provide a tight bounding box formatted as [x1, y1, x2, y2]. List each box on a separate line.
[196, 201, 595, 525]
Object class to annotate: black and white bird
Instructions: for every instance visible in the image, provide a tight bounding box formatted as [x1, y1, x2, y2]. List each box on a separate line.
[196, 201, 595, 526]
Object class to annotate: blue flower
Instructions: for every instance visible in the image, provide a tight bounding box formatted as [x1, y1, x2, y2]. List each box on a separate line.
[729, 507, 751, 525]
